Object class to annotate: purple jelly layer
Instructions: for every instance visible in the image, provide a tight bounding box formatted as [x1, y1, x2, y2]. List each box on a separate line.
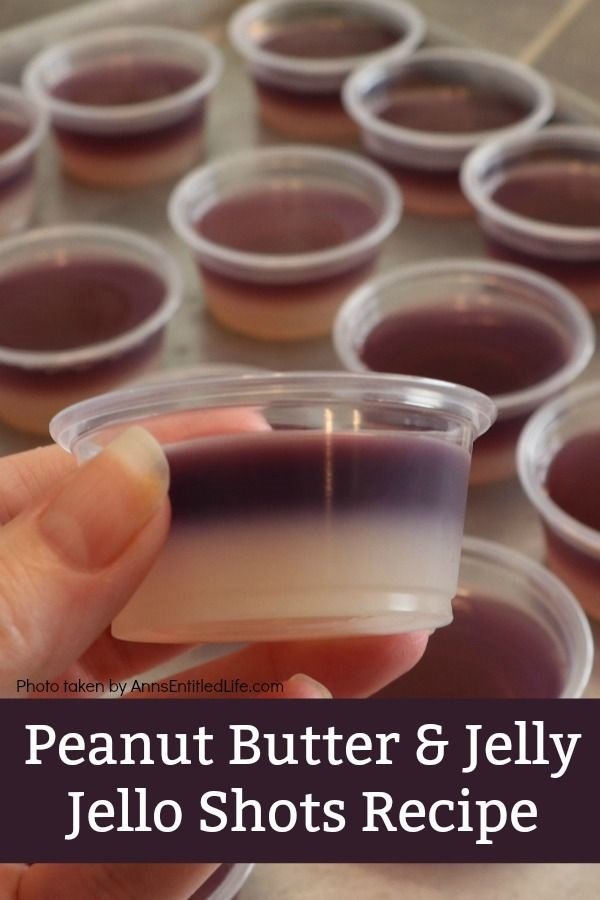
[195, 187, 379, 255]
[0, 257, 165, 352]
[373, 155, 463, 188]
[200, 257, 374, 297]
[491, 161, 600, 227]
[546, 431, 600, 531]
[260, 18, 403, 59]
[375, 593, 565, 698]
[165, 431, 469, 522]
[360, 305, 570, 396]
[377, 79, 530, 134]
[486, 237, 600, 288]
[52, 60, 200, 106]
[0, 331, 163, 389]
[255, 78, 345, 107]
[53, 103, 205, 156]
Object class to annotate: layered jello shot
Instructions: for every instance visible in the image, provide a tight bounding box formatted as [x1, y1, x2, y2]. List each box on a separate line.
[518, 382, 600, 621]
[344, 48, 553, 217]
[334, 260, 594, 484]
[0, 85, 46, 235]
[0, 224, 181, 435]
[23, 26, 222, 188]
[375, 537, 593, 699]
[50, 372, 495, 642]
[462, 126, 600, 310]
[229, 0, 424, 141]
[169, 145, 401, 340]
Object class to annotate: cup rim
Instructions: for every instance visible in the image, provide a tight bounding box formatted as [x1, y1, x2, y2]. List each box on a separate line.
[333, 257, 595, 417]
[0, 83, 48, 174]
[0, 223, 182, 371]
[517, 380, 600, 555]
[461, 124, 600, 246]
[343, 46, 554, 157]
[22, 26, 223, 127]
[49, 370, 497, 454]
[460, 535, 594, 699]
[168, 144, 402, 274]
[228, 0, 425, 78]
[205, 863, 255, 900]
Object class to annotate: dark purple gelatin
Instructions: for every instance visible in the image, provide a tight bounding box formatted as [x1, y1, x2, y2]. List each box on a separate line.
[166, 431, 469, 522]
[0, 258, 164, 351]
[0, 117, 28, 153]
[377, 78, 529, 133]
[261, 17, 402, 59]
[196, 187, 378, 255]
[491, 161, 600, 227]
[360, 305, 569, 396]
[375, 594, 565, 698]
[546, 430, 600, 530]
[52, 60, 200, 106]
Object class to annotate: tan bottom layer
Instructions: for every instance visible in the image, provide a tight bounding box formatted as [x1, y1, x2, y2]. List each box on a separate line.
[202, 266, 373, 341]
[469, 441, 517, 486]
[397, 173, 473, 219]
[257, 93, 357, 142]
[57, 129, 205, 188]
[0, 352, 160, 436]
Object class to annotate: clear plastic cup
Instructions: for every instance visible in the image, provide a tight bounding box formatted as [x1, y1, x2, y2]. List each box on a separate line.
[461, 125, 600, 311]
[0, 224, 182, 435]
[376, 536, 594, 699]
[518, 381, 600, 621]
[190, 863, 255, 900]
[168, 145, 401, 341]
[23, 26, 223, 188]
[0, 85, 47, 235]
[229, 0, 425, 141]
[334, 259, 594, 484]
[50, 372, 495, 643]
[344, 47, 553, 218]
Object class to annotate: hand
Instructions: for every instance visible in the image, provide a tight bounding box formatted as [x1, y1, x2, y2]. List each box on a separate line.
[0, 427, 428, 898]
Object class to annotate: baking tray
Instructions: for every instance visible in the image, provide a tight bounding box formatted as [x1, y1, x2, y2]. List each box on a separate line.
[0, 2, 599, 894]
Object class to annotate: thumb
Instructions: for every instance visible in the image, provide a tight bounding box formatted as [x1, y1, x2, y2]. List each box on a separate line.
[0, 427, 170, 695]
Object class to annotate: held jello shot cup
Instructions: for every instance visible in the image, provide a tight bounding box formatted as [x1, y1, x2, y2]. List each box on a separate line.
[0, 85, 47, 235]
[334, 259, 594, 484]
[23, 26, 223, 188]
[343, 48, 553, 218]
[518, 382, 600, 621]
[375, 536, 594, 699]
[50, 372, 495, 643]
[0, 224, 182, 435]
[169, 145, 401, 341]
[229, 0, 424, 141]
[462, 125, 600, 311]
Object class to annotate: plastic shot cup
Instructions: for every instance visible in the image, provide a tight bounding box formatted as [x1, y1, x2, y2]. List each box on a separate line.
[334, 259, 594, 484]
[23, 26, 223, 188]
[518, 382, 600, 621]
[0, 85, 47, 236]
[169, 145, 401, 341]
[229, 0, 424, 141]
[50, 372, 495, 643]
[344, 47, 553, 218]
[0, 224, 182, 435]
[190, 864, 255, 900]
[375, 536, 593, 699]
[461, 125, 600, 311]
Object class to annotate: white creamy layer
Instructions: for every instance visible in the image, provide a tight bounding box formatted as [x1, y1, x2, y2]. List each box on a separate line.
[112, 510, 462, 642]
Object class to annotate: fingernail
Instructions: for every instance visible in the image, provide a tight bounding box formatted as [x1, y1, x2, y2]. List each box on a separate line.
[287, 673, 332, 699]
[39, 426, 169, 569]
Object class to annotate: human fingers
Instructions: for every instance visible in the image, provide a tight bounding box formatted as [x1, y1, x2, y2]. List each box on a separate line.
[0, 427, 169, 696]
[147, 633, 429, 699]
